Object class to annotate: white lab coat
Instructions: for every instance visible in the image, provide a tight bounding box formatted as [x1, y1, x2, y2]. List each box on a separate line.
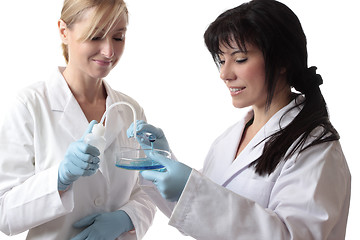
[0, 67, 156, 240]
[142, 95, 351, 240]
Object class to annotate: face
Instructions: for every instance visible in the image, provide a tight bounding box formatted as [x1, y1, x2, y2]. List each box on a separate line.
[59, 8, 127, 80]
[218, 42, 267, 109]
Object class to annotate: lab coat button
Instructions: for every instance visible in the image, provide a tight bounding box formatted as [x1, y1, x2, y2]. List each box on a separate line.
[94, 197, 104, 206]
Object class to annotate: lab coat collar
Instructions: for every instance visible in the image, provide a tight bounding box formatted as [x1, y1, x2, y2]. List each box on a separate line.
[220, 96, 304, 186]
[46, 67, 130, 147]
[47, 67, 73, 112]
[46, 67, 89, 141]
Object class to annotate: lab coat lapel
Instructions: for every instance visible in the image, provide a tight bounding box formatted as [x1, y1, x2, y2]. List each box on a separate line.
[47, 67, 89, 141]
[220, 97, 303, 187]
[220, 124, 267, 187]
[209, 114, 251, 184]
[217, 110, 265, 186]
[59, 98, 89, 140]
[102, 80, 128, 150]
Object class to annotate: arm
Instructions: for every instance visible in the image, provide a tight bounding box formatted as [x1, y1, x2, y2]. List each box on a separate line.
[0, 98, 73, 235]
[169, 141, 350, 240]
[120, 179, 157, 239]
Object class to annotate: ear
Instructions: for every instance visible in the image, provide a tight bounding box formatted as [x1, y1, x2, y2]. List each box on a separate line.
[58, 19, 69, 45]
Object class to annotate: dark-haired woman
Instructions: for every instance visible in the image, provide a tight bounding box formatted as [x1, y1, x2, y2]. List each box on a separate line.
[131, 0, 351, 239]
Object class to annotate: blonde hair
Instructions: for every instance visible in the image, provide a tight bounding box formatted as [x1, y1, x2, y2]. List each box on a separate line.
[60, 0, 128, 63]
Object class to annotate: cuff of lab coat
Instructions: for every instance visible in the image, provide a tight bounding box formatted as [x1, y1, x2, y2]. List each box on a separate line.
[139, 174, 176, 218]
[5, 165, 74, 235]
[168, 169, 200, 234]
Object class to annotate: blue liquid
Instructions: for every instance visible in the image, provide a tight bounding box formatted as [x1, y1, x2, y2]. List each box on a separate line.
[116, 163, 165, 170]
[116, 157, 165, 171]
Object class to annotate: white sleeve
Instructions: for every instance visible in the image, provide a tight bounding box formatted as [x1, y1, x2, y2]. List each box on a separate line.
[138, 175, 176, 219]
[0, 97, 73, 236]
[120, 177, 157, 240]
[168, 142, 350, 240]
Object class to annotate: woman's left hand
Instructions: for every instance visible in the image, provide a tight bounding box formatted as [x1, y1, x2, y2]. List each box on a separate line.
[71, 210, 134, 240]
[141, 151, 192, 202]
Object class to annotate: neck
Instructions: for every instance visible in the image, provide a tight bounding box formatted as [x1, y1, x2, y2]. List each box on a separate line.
[251, 86, 292, 132]
[62, 66, 107, 104]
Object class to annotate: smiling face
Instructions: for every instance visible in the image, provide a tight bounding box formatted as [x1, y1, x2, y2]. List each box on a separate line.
[59, 8, 127, 81]
[218, 41, 267, 109]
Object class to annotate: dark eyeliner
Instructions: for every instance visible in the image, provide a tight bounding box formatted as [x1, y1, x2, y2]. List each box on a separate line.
[236, 58, 247, 63]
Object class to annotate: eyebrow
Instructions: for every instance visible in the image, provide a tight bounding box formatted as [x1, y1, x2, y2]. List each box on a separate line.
[96, 27, 127, 34]
[218, 49, 246, 57]
[115, 27, 127, 32]
[230, 49, 246, 56]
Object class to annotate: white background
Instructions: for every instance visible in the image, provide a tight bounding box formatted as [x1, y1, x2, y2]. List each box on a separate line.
[0, 0, 358, 239]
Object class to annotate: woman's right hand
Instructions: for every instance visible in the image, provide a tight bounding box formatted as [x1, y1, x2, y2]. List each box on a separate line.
[58, 120, 100, 191]
[127, 120, 170, 152]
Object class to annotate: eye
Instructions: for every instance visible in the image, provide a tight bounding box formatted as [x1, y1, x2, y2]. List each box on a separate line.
[217, 57, 225, 66]
[218, 60, 225, 65]
[114, 37, 124, 41]
[114, 33, 125, 42]
[236, 58, 248, 63]
[91, 36, 102, 41]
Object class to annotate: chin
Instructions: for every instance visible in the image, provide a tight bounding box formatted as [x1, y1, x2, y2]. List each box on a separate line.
[232, 101, 249, 109]
[91, 69, 112, 79]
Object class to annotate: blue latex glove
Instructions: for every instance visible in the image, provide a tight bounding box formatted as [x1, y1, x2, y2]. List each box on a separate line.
[141, 151, 192, 202]
[127, 120, 170, 152]
[71, 210, 134, 240]
[58, 120, 100, 191]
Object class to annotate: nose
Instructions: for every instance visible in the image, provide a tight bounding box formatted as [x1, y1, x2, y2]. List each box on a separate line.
[219, 62, 236, 82]
[101, 38, 114, 58]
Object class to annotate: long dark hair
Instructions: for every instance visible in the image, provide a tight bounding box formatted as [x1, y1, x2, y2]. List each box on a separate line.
[204, 0, 339, 175]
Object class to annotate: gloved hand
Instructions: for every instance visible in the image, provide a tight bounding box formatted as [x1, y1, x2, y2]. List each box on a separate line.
[58, 120, 100, 191]
[141, 151, 192, 202]
[71, 210, 134, 240]
[127, 120, 170, 152]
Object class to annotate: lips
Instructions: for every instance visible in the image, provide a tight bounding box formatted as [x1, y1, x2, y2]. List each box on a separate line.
[229, 87, 246, 95]
[93, 59, 112, 66]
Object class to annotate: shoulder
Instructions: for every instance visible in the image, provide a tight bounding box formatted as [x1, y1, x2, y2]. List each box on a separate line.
[16, 81, 47, 104]
[0, 81, 47, 130]
[9, 82, 47, 116]
[286, 134, 348, 176]
[8, 67, 67, 119]
[15, 67, 64, 107]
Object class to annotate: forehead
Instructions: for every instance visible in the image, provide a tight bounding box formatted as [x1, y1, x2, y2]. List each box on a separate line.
[73, 7, 127, 40]
[218, 40, 257, 54]
[100, 14, 128, 33]
[78, 8, 127, 26]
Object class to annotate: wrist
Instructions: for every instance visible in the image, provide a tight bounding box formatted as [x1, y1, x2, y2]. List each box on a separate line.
[116, 210, 135, 232]
[58, 171, 72, 191]
[58, 179, 71, 191]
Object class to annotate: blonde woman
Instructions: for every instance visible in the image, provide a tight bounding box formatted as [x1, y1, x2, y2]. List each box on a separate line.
[0, 0, 155, 239]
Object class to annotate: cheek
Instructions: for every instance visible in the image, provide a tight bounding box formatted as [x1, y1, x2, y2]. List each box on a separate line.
[115, 43, 125, 57]
[68, 42, 92, 61]
[247, 62, 266, 86]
